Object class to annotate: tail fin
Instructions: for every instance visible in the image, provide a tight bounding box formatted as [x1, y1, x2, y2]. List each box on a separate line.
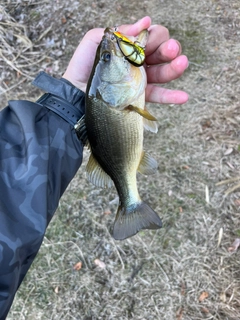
[112, 202, 162, 240]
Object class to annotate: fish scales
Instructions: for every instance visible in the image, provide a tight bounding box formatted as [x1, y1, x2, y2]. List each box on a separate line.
[86, 97, 143, 181]
[77, 27, 162, 240]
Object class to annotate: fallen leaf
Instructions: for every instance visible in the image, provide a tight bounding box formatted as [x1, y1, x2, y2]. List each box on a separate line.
[201, 119, 211, 129]
[54, 286, 59, 294]
[61, 16, 67, 24]
[224, 148, 233, 156]
[176, 307, 184, 320]
[206, 135, 214, 141]
[201, 307, 210, 314]
[94, 259, 106, 269]
[180, 281, 186, 295]
[217, 227, 223, 247]
[219, 291, 226, 302]
[226, 161, 235, 170]
[104, 208, 111, 215]
[205, 185, 210, 204]
[234, 199, 240, 206]
[228, 238, 240, 252]
[199, 291, 209, 302]
[73, 261, 82, 271]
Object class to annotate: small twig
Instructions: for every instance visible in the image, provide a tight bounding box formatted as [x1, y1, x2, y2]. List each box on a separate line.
[42, 239, 89, 269]
[0, 49, 32, 78]
[137, 236, 170, 282]
[20, 285, 35, 318]
[216, 176, 240, 186]
[225, 183, 240, 196]
[0, 78, 27, 95]
[37, 24, 52, 42]
[188, 61, 204, 68]
[212, 68, 226, 87]
[90, 219, 125, 269]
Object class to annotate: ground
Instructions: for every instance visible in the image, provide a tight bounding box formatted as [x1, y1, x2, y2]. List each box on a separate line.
[1, 0, 240, 319]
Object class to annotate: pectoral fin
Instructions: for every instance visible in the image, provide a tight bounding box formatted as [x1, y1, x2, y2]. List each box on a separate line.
[126, 105, 157, 121]
[138, 151, 158, 175]
[86, 153, 113, 188]
[74, 115, 88, 145]
[143, 118, 158, 133]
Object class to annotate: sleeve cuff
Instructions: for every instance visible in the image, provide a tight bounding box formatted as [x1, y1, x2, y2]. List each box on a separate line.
[32, 71, 85, 106]
[32, 71, 85, 126]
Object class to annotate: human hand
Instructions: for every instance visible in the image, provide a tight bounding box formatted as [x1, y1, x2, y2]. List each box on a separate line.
[63, 16, 189, 105]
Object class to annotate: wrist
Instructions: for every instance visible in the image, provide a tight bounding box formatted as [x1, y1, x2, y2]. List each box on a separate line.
[32, 72, 85, 126]
[33, 71, 85, 106]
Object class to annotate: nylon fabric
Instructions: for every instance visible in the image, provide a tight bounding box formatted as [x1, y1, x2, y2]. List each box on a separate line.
[0, 97, 84, 318]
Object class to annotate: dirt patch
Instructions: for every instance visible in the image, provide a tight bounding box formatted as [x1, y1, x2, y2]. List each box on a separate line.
[1, 0, 240, 319]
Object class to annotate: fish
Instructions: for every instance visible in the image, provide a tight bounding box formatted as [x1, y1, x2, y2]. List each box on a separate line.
[75, 27, 162, 240]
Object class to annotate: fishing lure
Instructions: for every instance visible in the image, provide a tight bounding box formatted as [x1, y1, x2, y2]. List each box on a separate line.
[113, 30, 146, 67]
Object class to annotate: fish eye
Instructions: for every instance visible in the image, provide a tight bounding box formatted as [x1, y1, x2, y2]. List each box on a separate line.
[102, 52, 111, 62]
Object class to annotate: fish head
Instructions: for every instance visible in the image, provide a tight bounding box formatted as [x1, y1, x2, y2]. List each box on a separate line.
[87, 27, 148, 109]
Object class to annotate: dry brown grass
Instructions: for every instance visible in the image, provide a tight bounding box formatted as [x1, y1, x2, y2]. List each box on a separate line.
[1, 0, 240, 319]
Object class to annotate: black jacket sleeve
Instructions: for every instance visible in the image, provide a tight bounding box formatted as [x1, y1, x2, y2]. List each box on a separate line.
[0, 72, 85, 319]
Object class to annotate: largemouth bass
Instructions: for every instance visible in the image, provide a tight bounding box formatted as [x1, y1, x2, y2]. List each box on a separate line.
[76, 27, 162, 240]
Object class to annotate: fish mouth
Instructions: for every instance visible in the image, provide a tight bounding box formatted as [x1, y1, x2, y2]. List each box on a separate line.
[101, 28, 122, 58]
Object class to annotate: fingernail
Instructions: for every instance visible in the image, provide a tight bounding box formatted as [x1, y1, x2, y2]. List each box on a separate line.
[175, 40, 182, 56]
[168, 39, 182, 56]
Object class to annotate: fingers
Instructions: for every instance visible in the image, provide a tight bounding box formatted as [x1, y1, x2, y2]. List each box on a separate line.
[118, 19, 188, 105]
[146, 85, 189, 105]
[118, 16, 151, 36]
[145, 24, 169, 57]
[146, 55, 189, 84]
[146, 37, 182, 65]
[63, 16, 188, 99]
[119, 20, 183, 67]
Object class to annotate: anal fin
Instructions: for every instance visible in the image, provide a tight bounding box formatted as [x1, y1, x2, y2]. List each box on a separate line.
[86, 153, 113, 188]
[138, 151, 158, 175]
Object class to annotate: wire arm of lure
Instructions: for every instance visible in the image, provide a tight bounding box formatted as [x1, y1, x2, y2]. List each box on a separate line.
[113, 30, 146, 67]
